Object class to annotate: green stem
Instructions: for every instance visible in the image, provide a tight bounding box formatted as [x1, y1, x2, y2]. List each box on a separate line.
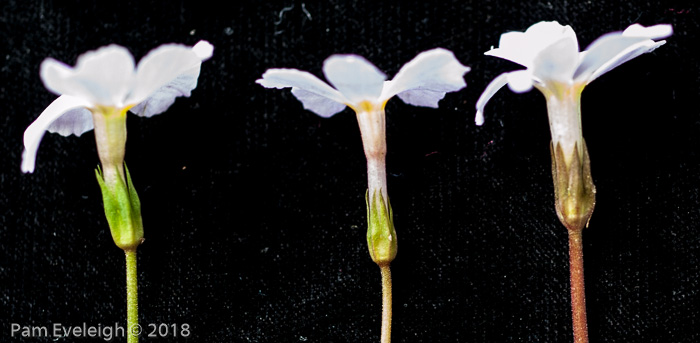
[380, 264, 392, 343]
[125, 249, 139, 343]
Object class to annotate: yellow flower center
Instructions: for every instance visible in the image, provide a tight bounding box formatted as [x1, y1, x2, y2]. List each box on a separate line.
[348, 100, 388, 114]
[92, 105, 134, 118]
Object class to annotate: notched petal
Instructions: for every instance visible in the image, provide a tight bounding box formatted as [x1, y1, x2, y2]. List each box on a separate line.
[47, 107, 94, 136]
[130, 67, 199, 118]
[128, 42, 210, 105]
[290, 88, 347, 118]
[381, 48, 469, 104]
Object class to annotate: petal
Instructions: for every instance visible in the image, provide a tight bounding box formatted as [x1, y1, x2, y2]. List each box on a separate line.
[256, 68, 348, 105]
[506, 69, 534, 93]
[485, 32, 531, 66]
[486, 21, 578, 68]
[130, 66, 200, 117]
[192, 40, 214, 60]
[40, 45, 136, 107]
[22, 95, 91, 173]
[574, 32, 647, 80]
[531, 36, 580, 85]
[623, 24, 673, 39]
[290, 88, 347, 117]
[587, 40, 666, 83]
[380, 48, 470, 104]
[574, 24, 672, 84]
[475, 72, 509, 126]
[127, 41, 212, 105]
[396, 89, 447, 108]
[322, 55, 386, 105]
[47, 107, 94, 136]
[582, 40, 665, 84]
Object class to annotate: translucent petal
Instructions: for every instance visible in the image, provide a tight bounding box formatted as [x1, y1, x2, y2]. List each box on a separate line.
[22, 95, 91, 173]
[290, 88, 347, 117]
[47, 107, 94, 136]
[573, 33, 651, 83]
[380, 48, 469, 103]
[322, 55, 386, 105]
[532, 36, 579, 85]
[585, 40, 665, 84]
[475, 72, 510, 126]
[396, 89, 446, 108]
[130, 65, 200, 117]
[40, 45, 136, 107]
[256, 68, 348, 105]
[128, 42, 209, 105]
[574, 24, 671, 84]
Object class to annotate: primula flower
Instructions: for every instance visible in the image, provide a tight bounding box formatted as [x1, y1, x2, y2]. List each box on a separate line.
[476, 21, 672, 163]
[258, 49, 468, 343]
[257, 48, 469, 264]
[22, 40, 214, 174]
[21, 40, 213, 343]
[476, 22, 672, 343]
[22, 40, 213, 250]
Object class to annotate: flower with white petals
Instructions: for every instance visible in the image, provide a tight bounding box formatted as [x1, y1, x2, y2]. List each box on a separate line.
[21, 41, 213, 341]
[476, 21, 672, 160]
[257, 48, 469, 265]
[257, 48, 469, 203]
[22, 40, 214, 174]
[258, 49, 468, 341]
[476, 23, 672, 342]
[475, 21, 672, 230]
[257, 48, 469, 119]
[23, 40, 213, 251]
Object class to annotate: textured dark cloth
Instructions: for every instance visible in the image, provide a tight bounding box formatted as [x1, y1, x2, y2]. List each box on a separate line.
[1, 1, 698, 342]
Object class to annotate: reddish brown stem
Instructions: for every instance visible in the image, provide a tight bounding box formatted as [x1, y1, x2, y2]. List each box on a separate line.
[568, 229, 588, 343]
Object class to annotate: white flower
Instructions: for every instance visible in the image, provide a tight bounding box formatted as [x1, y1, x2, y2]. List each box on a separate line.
[257, 49, 469, 266]
[21, 40, 214, 173]
[475, 21, 672, 157]
[257, 48, 469, 203]
[256, 48, 470, 118]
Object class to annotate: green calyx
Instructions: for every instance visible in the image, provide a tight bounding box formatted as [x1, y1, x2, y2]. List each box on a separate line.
[365, 190, 398, 265]
[95, 164, 144, 250]
[550, 140, 596, 232]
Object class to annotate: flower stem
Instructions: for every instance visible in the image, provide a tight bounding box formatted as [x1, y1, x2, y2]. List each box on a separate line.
[568, 229, 588, 343]
[125, 249, 139, 343]
[379, 263, 392, 343]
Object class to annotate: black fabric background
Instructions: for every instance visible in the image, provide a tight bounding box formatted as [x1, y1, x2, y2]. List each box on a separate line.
[1, 1, 698, 342]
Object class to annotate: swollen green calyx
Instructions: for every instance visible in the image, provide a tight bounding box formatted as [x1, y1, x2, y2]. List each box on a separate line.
[95, 164, 144, 250]
[366, 190, 398, 265]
